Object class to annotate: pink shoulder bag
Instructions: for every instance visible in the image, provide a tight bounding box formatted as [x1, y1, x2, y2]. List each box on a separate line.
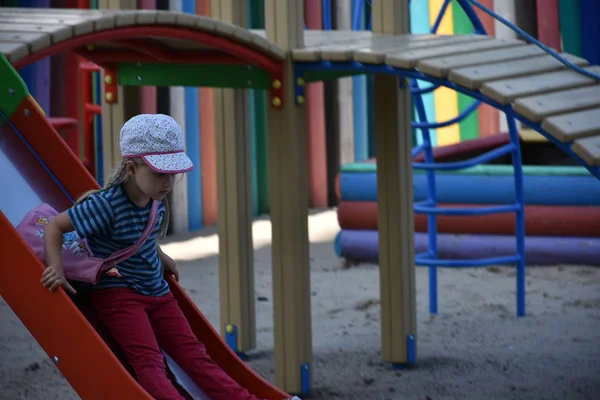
[16, 200, 159, 284]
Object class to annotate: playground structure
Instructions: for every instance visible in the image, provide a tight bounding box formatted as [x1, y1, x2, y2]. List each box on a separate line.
[1, 0, 600, 398]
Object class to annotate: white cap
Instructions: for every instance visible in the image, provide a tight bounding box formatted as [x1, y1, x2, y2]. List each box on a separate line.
[120, 114, 194, 173]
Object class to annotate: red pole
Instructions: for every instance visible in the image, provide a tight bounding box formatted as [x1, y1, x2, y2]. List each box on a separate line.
[474, 0, 500, 137]
[305, 0, 328, 208]
[536, 0, 562, 50]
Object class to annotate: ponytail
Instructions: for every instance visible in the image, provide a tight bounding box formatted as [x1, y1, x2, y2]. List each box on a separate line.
[73, 159, 131, 206]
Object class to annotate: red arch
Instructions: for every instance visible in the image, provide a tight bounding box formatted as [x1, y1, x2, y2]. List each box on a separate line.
[13, 25, 283, 76]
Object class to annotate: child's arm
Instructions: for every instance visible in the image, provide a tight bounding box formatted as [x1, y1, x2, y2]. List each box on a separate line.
[41, 212, 77, 294]
[158, 245, 179, 282]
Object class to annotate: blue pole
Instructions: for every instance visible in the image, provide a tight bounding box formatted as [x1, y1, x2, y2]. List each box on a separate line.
[182, 0, 203, 230]
[580, 0, 600, 65]
[351, 0, 368, 161]
[410, 0, 437, 146]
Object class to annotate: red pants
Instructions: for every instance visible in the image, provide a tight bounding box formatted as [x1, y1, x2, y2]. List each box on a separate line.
[90, 288, 262, 400]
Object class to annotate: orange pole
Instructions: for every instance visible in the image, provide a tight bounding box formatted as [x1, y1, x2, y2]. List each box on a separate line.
[474, 0, 500, 137]
[198, 0, 218, 226]
[305, 0, 328, 207]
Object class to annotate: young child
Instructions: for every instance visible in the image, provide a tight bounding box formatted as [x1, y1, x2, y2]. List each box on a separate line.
[40, 114, 299, 400]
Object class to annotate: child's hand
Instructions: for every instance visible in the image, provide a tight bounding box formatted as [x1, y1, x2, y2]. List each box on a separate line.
[41, 265, 77, 294]
[163, 258, 179, 282]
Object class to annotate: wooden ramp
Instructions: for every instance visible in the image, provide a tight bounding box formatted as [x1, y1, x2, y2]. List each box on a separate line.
[290, 31, 600, 174]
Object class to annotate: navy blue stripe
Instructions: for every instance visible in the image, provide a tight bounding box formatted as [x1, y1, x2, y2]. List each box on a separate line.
[67, 184, 167, 296]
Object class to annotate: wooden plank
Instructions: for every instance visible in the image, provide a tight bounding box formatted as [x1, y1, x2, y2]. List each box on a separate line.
[320, 33, 438, 62]
[303, 29, 374, 47]
[448, 53, 590, 90]
[0, 17, 95, 36]
[386, 36, 519, 69]
[0, 32, 50, 54]
[352, 35, 461, 64]
[291, 34, 394, 61]
[264, 0, 312, 394]
[481, 65, 600, 105]
[356, 34, 487, 64]
[210, 0, 256, 355]
[513, 86, 600, 122]
[0, 42, 29, 64]
[334, 0, 355, 166]
[418, 42, 541, 78]
[372, 0, 417, 367]
[0, 9, 116, 32]
[0, 7, 106, 15]
[572, 135, 600, 166]
[542, 108, 600, 142]
[0, 23, 72, 44]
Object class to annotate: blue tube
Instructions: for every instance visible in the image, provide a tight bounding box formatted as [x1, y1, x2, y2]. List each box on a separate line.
[322, 0, 332, 30]
[412, 100, 481, 130]
[409, 0, 437, 146]
[352, 0, 368, 161]
[412, 143, 515, 170]
[182, 0, 203, 230]
[94, 70, 104, 186]
[411, 81, 439, 315]
[430, 0, 451, 34]
[505, 110, 526, 318]
[580, 0, 600, 65]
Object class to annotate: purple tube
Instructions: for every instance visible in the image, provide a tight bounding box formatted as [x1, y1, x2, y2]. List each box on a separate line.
[30, 0, 51, 114]
[335, 230, 600, 266]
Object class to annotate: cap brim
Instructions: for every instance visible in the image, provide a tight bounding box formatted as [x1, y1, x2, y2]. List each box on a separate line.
[142, 152, 194, 173]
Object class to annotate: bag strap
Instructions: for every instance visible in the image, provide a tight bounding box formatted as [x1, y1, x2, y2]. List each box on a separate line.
[102, 200, 160, 267]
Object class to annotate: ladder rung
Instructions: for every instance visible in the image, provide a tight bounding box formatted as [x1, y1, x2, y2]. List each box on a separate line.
[415, 252, 521, 267]
[412, 143, 516, 171]
[414, 202, 520, 215]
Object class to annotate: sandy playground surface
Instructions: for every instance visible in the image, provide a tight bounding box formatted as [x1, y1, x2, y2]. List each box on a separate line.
[1, 209, 599, 400]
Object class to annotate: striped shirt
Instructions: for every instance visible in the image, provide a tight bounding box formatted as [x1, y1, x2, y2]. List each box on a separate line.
[67, 184, 168, 297]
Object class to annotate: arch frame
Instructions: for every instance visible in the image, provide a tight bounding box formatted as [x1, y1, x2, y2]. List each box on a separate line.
[10, 25, 285, 106]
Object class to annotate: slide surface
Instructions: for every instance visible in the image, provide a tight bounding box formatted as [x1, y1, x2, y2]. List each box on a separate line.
[0, 55, 288, 400]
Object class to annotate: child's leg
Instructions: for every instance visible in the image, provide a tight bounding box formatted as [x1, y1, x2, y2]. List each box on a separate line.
[148, 292, 264, 400]
[90, 288, 187, 400]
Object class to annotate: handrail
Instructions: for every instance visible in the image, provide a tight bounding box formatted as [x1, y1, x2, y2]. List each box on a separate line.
[464, 0, 600, 80]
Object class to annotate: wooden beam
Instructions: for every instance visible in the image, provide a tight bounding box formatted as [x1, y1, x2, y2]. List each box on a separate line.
[210, 0, 256, 354]
[371, 0, 417, 366]
[264, 0, 312, 395]
[98, 1, 140, 183]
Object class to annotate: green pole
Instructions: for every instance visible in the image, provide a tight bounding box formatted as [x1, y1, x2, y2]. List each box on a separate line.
[452, 0, 479, 141]
[247, 0, 259, 216]
[558, 0, 583, 56]
[249, 0, 270, 214]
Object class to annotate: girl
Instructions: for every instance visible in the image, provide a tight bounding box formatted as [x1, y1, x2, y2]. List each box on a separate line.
[40, 114, 297, 400]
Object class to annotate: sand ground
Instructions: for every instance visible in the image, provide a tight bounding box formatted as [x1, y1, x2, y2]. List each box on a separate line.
[1, 209, 599, 400]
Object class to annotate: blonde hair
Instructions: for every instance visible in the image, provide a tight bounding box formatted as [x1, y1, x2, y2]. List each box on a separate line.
[74, 158, 170, 239]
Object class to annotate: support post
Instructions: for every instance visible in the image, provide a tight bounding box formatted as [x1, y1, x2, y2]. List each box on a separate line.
[264, 0, 312, 394]
[371, 0, 417, 367]
[98, 0, 140, 180]
[210, 0, 256, 355]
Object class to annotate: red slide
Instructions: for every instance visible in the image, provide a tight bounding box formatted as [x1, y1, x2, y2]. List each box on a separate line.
[0, 87, 289, 400]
